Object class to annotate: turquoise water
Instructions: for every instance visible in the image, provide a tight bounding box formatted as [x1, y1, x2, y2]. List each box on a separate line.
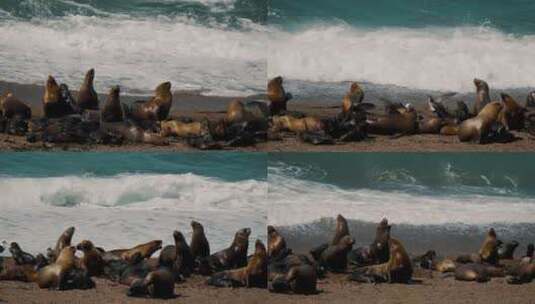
[270, 0, 535, 34]
[0, 152, 266, 181]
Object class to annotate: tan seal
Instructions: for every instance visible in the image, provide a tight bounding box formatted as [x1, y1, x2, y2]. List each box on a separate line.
[126, 82, 173, 121]
[457, 102, 503, 143]
[267, 76, 292, 116]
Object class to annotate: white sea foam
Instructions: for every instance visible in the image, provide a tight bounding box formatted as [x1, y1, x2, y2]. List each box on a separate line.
[268, 25, 535, 92]
[267, 172, 535, 227]
[0, 173, 267, 254]
[0, 15, 267, 96]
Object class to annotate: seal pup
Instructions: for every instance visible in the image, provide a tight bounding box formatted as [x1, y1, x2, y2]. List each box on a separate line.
[207, 239, 267, 288]
[47, 227, 75, 262]
[1, 92, 32, 119]
[76, 240, 104, 277]
[473, 78, 491, 115]
[124, 82, 173, 122]
[209, 228, 251, 271]
[267, 76, 292, 116]
[101, 86, 124, 122]
[127, 268, 176, 299]
[342, 82, 364, 114]
[498, 93, 526, 130]
[77, 68, 99, 110]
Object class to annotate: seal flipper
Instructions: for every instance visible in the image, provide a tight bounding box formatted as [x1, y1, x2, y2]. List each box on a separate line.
[309, 243, 329, 261]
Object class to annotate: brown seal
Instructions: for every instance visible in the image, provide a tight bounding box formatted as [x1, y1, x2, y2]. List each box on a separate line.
[1, 92, 31, 119]
[284, 265, 318, 294]
[367, 104, 418, 135]
[77, 68, 99, 110]
[225, 100, 270, 124]
[454, 263, 504, 282]
[100, 122, 169, 145]
[207, 239, 267, 288]
[319, 235, 354, 273]
[267, 76, 292, 116]
[457, 102, 503, 143]
[210, 228, 251, 270]
[127, 268, 176, 299]
[42, 76, 76, 118]
[108, 240, 163, 262]
[456, 228, 503, 265]
[498, 93, 526, 130]
[331, 214, 350, 246]
[498, 240, 519, 260]
[473, 78, 491, 115]
[76, 240, 104, 277]
[160, 120, 209, 138]
[350, 233, 413, 283]
[36, 246, 76, 289]
[271, 115, 324, 133]
[369, 218, 391, 264]
[267, 225, 287, 259]
[342, 82, 364, 114]
[100, 86, 124, 122]
[126, 82, 173, 121]
[47, 226, 75, 262]
[190, 221, 210, 260]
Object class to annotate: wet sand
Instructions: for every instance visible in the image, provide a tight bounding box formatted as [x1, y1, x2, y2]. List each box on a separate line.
[2, 80, 535, 151]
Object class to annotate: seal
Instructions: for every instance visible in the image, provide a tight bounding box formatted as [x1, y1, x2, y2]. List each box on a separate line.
[226, 100, 270, 125]
[190, 221, 210, 260]
[124, 82, 173, 122]
[271, 115, 325, 134]
[164, 230, 194, 278]
[42, 76, 77, 118]
[454, 263, 504, 282]
[342, 82, 364, 114]
[100, 86, 124, 122]
[268, 225, 287, 259]
[434, 258, 457, 273]
[369, 218, 391, 264]
[107, 240, 163, 262]
[9, 242, 36, 266]
[1, 92, 32, 119]
[456, 228, 503, 265]
[270, 264, 318, 295]
[47, 226, 75, 262]
[77, 68, 99, 110]
[350, 232, 413, 284]
[127, 268, 176, 299]
[267, 76, 292, 116]
[526, 91, 535, 108]
[160, 120, 209, 138]
[457, 102, 504, 143]
[99, 121, 169, 145]
[367, 104, 418, 135]
[498, 93, 526, 130]
[498, 240, 519, 260]
[331, 214, 350, 246]
[318, 235, 354, 273]
[36, 246, 76, 289]
[210, 228, 251, 271]
[473, 78, 491, 115]
[412, 250, 437, 270]
[76, 240, 104, 277]
[207, 239, 267, 288]
[506, 262, 535, 284]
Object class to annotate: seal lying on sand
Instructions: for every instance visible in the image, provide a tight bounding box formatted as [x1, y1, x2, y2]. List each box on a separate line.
[457, 102, 513, 143]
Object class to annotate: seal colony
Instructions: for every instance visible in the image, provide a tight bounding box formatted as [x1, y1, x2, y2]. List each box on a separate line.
[3, 71, 533, 150]
[0, 222, 266, 299]
[267, 215, 535, 295]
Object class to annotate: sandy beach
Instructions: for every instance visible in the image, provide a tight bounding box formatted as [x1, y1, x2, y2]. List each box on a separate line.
[1, 81, 534, 152]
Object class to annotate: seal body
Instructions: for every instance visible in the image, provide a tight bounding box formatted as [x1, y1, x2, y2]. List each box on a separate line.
[77, 69, 99, 110]
[268, 225, 287, 259]
[1, 93, 31, 119]
[458, 102, 503, 143]
[101, 86, 123, 122]
[190, 221, 210, 260]
[210, 228, 251, 271]
[342, 83, 364, 114]
[498, 93, 526, 130]
[43, 76, 76, 118]
[367, 105, 418, 135]
[77, 240, 104, 277]
[267, 77, 292, 116]
[127, 268, 176, 299]
[473, 78, 491, 115]
[125, 82, 172, 122]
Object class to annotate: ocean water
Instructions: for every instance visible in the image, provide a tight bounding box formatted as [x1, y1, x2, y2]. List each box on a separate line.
[268, 153, 535, 228]
[268, 0, 535, 104]
[0, 0, 268, 97]
[0, 152, 267, 255]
